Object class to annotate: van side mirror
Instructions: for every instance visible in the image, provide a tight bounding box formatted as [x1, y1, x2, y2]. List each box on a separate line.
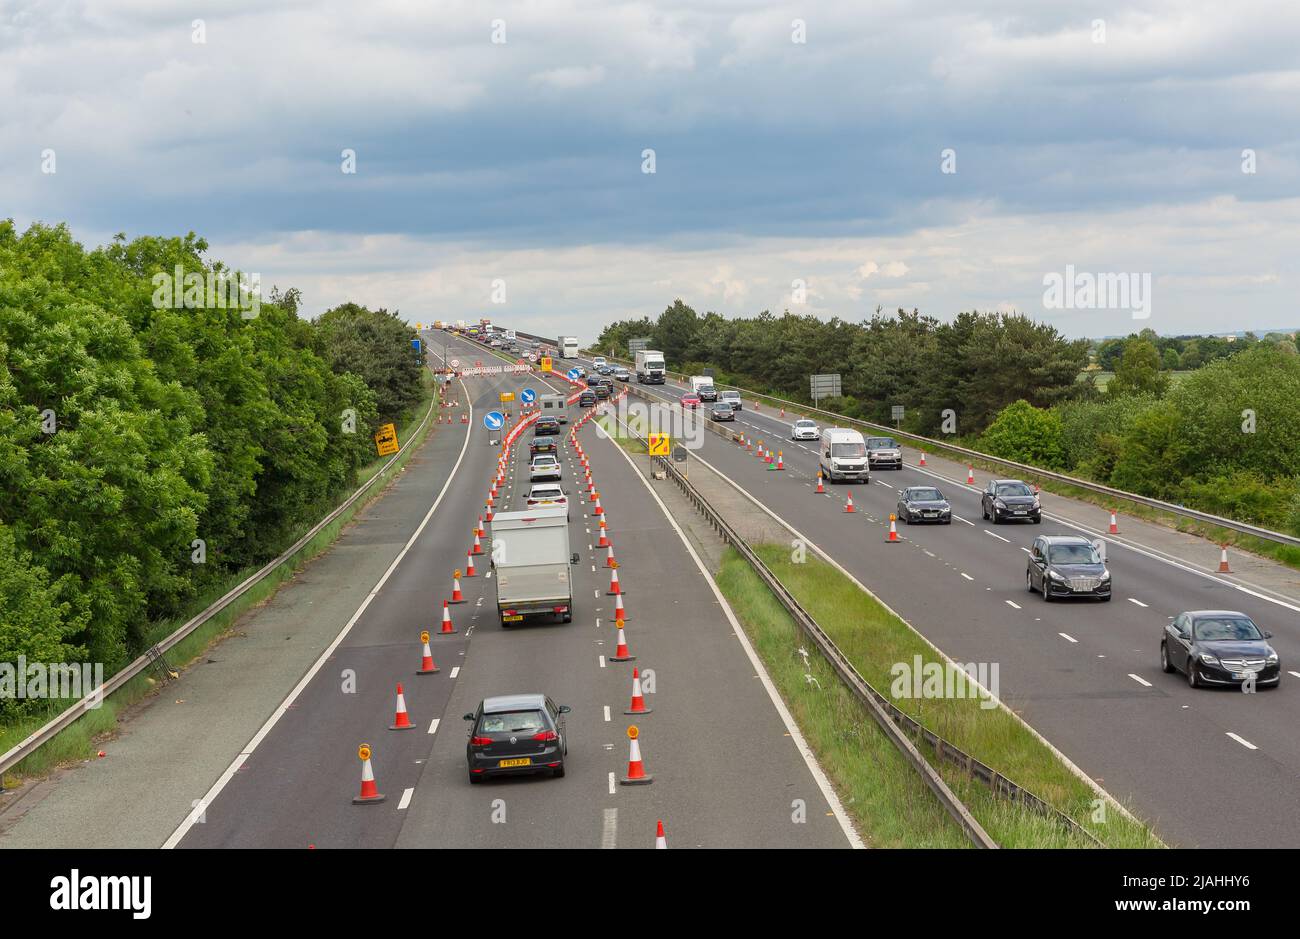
[558, 705, 572, 714]
[570, 553, 579, 565]
[463, 713, 475, 721]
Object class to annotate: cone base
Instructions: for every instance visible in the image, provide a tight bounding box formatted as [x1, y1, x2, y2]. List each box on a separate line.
[619, 774, 653, 786]
[417, 667, 440, 675]
[353, 794, 386, 804]
[606, 590, 626, 596]
[390, 722, 416, 730]
[448, 598, 467, 604]
[439, 627, 458, 634]
[609, 654, 635, 662]
[623, 706, 653, 715]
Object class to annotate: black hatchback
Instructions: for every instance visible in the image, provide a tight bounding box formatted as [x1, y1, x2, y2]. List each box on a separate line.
[534, 416, 560, 436]
[465, 694, 571, 782]
[1161, 611, 1281, 688]
[1026, 535, 1111, 601]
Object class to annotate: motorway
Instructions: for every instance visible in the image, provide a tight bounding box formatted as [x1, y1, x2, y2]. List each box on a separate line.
[586, 357, 1300, 848]
[168, 334, 852, 849]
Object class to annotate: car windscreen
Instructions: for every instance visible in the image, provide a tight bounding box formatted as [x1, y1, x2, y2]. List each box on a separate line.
[1048, 543, 1100, 564]
[532, 456, 558, 466]
[796, 420, 815, 427]
[867, 438, 897, 448]
[908, 488, 943, 501]
[1193, 616, 1263, 641]
[996, 483, 1034, 497]
[712, 403, 732, 410]
[720, 391, 739, 399]
[831, 442, 865, 458]
[530, 488, 563, 500]
[479, 710, 547, 734]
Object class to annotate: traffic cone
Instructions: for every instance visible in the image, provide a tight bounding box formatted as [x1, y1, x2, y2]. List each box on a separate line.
[776, 451, 785, 470]
[472, 532, 484, 555]
[624, 667, 653, 715]
[780, 406, 785, 418]
[746, 437, 753, 452]
[607, 565, 623, 596]
[484, 505, 494, 523]
[1108, 510, 1119, 535]
[352, 744, 385, 804]
[919, 451, 927, 467]
[755, 440, 763, 458]
[655, 820, 667, 849]
[390, 683, 415, 730]
[610, 623, 635, 661]
[815, 471, 825, 494]
[605, 544, 616, 568]
[1218, 545, 1232, 573]
[886, 516, 899, 542]
[966, 466, 975, 484]
[593, 496, 604, 516]
[417, 631, 439, 674]
[614, 593, 629, 624]
[476, 515, 486, 537]
[597, 519, 611, 547]
[619, 726, 652, 785]
[845, 493, 855, 513]
[450, 571, 465, 603]
[439, 600, 457, 634]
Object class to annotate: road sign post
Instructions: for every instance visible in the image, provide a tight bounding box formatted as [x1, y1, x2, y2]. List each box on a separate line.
[891, 405, 905, 428]
[647, 433, 671, 457]
[810, 373, 842, 406]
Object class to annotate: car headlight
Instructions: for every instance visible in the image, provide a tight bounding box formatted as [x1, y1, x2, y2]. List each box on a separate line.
[1048, 570, 1065, 581]
[1267, 651, 1279, 663]
[1199, 653, 1220, 666]
[1032, 497, 1041, 508]
[1100, 570, 1110, 580]
[994, 499, 1007, 509]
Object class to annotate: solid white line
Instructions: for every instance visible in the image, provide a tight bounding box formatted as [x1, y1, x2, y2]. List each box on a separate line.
[428, 717, 440, 735]
[601, 807, 618, 848]
[1005, 600, 1021, 610]
[603, 705, 611, 722]
[1226, 732, 1258, 751]
[161, 374, 477, 849]
[598, 655, 606, 668]
[449, 666, 460, 679]
[599, 412, 863, 848]
[960, 572, 974, 581]
[1059, 633, 1078, 643]
[398, 787, 414, 810]
[1128, 598, 1149, 608]
[607, 772, 616, 795]
[1128, 674, 1152, 687]
[983, 529, 1011, 543]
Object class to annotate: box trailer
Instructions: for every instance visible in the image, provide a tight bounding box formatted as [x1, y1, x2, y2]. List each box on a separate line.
[491, 507, 577, 626]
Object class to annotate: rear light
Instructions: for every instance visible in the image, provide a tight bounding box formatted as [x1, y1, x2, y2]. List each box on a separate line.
[503, 609, 517, 616]
[532, 730, 558, 742]
[552, 605, 569, 613]
[470, 736, 492, 746]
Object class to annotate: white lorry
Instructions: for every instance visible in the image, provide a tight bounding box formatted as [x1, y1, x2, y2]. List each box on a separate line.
[819, 428, 870, 483]
[635, 349, 667, 384]
[560, 337, 580, 358]
[539, 392, 568, 424]
[491, 506, 577, 626]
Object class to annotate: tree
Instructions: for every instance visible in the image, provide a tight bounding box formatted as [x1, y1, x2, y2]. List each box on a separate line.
[1108, 339, 1169, 397]
[1161, 348, 1181, 370]
[313, 303, 425, 424]
[979, 400, 1065, 469]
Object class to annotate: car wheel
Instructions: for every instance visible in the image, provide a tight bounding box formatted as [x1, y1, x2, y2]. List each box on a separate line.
[981, 504, 988, 520]
[1187, 661, 1200, 688]
[1042, 578, 1051, 602]
[1161, 642, 1174, 673]
[469, 771, 482, 784]
[553, 763, 566, 778]
[1026, 571, 1036, 593]
[1032, 516, 1042, 525]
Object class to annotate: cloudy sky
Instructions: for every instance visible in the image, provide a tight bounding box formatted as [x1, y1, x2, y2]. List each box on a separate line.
[3, 0, 1298, 340]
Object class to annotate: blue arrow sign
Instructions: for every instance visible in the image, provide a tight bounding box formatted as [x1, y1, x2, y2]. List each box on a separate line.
[483, 411, 505, 431]
[566, 368, 581, 380]
[411, 338, 422, 353]
[520, 388, 536, 404]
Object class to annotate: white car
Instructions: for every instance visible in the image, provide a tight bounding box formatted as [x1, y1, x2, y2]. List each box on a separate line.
[791, 418, 819, 441]
[526, 483, 568, 513]
[529, 454, 562, 482]
[719, 390, 742, 410]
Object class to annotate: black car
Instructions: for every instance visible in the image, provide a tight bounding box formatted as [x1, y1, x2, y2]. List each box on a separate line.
[1161, 611, 1281, 688]
[897, 486, 951, 524]
[534, 416, 560, 436]
[613, 368, 631, 382]
[709, 402, 735, 421]
[465, 694, 571, 782]
[529, 436, 558, 458]
[578, 390, 597, 407]
[597, 365, 614, 376]
[593, 382, 611, 399]
[981, 479, 1041, 523]
[697, 384, 719, 402]
[1026, 535, 1111, 601]
[586, 375, 603, 387]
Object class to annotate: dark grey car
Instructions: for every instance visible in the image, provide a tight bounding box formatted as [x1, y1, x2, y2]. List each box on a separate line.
[1026, 535, 1111, 601]
[1161, 611, 1281, 688]
[897, 486, 951, 524]
[982, 479, 1041, 523]
[465, 694, 571, 782]
[709, 402, 735, 421]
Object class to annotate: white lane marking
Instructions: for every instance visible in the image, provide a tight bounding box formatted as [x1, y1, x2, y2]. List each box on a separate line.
[1128, 674, 1152, 687]
[449, 666, 460, 679]
[1059, 633, 1078, 643]
[960, 572, 974, 581]
[607, 772, 616, 795]
[952, 515, 974, 526]
[601, 807, 618, 848]
[603, 705, 611, 722]
[1020, 547, 1031, 553]
[1289, 671, 1300, 679]
[1128, 598, 1149, 608]
[922, 549, 935, 558]
[599, 655, 606, 668]
[1005, 600, 1021, 610]
[983, 529, 1011, 543]
[1226, 732, 1258, 751]
[398, 787, 414, 810]
[600, 410, 862, 848]
[162, 375, 477, 849]
[428, 718, 440, 735]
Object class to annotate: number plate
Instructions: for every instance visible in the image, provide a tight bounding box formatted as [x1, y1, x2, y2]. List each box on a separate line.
[498, 758, 531, 768]
[503, 614, 524, 622]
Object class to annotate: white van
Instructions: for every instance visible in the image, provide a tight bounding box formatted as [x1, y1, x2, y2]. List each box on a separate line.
[819, 428, 870, 483]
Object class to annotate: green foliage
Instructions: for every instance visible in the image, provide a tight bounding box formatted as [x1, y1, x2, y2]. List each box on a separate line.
[979, 400, 1065, 469]
[1108, 339, 1169, 397]
[314, 303, 424, 423]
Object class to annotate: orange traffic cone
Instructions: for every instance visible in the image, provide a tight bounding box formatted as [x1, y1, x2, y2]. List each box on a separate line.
[919, 451, 927, 467]
[624, 667, 652, 714]
[607, 565, 623, 596]
[484, 505, 494, 523]
[465, 553, 477, 577]
[755, 440, 764, 458]
[610, 623, 635, 662]
[417, 631, 439, 674]
[1108, 510, 1119, 535]
[619, 726, 652, 785]
[1218, 545, 1232, 573]
[593, 496, 604, 516]
[776, 451, 784, 470]
[655, 819, 667, 849]
[439, 600, 457, 634]
[472, 532, 484, 555]
[614, 593, 629, 624]
[845, 494, 855, 513]
[886, 516, 900, 542]
[390, 683, 415, 730]
[815, 471, 825, 494]
[450, 571, 465, 603]
[476, 515, 486, 537]
[605, 544, 616, 568]
[597, 519, 611, 547]
[353, 744, 385, 804]
[966, 466, 975, 484]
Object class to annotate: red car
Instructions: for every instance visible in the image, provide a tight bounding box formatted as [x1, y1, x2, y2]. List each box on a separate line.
[680, 392, 701, 408]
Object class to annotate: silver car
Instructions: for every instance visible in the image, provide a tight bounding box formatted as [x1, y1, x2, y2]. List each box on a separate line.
[529, 454, 562, 482]
[791, 418, 819, 441]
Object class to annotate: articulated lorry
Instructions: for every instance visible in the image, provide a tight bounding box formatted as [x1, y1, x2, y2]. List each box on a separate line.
[491, 506, 577, 627]
[635, 349, 666, 384]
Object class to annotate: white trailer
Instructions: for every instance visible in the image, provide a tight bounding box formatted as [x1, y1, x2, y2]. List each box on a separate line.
[491, 507, 576, 626]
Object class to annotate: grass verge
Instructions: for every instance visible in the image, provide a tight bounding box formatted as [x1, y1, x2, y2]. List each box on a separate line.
[1, 375, 445, 785]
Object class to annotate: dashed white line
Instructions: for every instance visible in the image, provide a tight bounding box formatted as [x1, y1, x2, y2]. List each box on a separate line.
[960, 572, 974, 581]
[1225, 732, 1258, 751]
[428, 718, 440, 735]
[603, 705, 611, 722]
[1058, 633, 1078, 643]
[598, 655, 606, 668]
[601, 807, 618, 848]
[398, 787, 414, 810]
[449, 666, 460, 679]
[953, 515, 975, 526]
[984, 529, 1011, 543]
[1005, 600, 1021, 610]
[1128, 674, 1152, 687]
[1128, 598, 1149, 608]
[607, 772, 616, 794]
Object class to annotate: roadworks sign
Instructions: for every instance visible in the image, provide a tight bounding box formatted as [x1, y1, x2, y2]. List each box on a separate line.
[374, 423, 399, 456]
[647, 433, 671, 457]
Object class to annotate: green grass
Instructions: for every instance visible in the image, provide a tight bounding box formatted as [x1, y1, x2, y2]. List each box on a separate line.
[1, 376, 445, 786]
[722, 544, 1161, 847]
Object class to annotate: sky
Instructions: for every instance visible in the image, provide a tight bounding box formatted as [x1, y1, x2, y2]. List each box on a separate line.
[2, 0, 1298, 341]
